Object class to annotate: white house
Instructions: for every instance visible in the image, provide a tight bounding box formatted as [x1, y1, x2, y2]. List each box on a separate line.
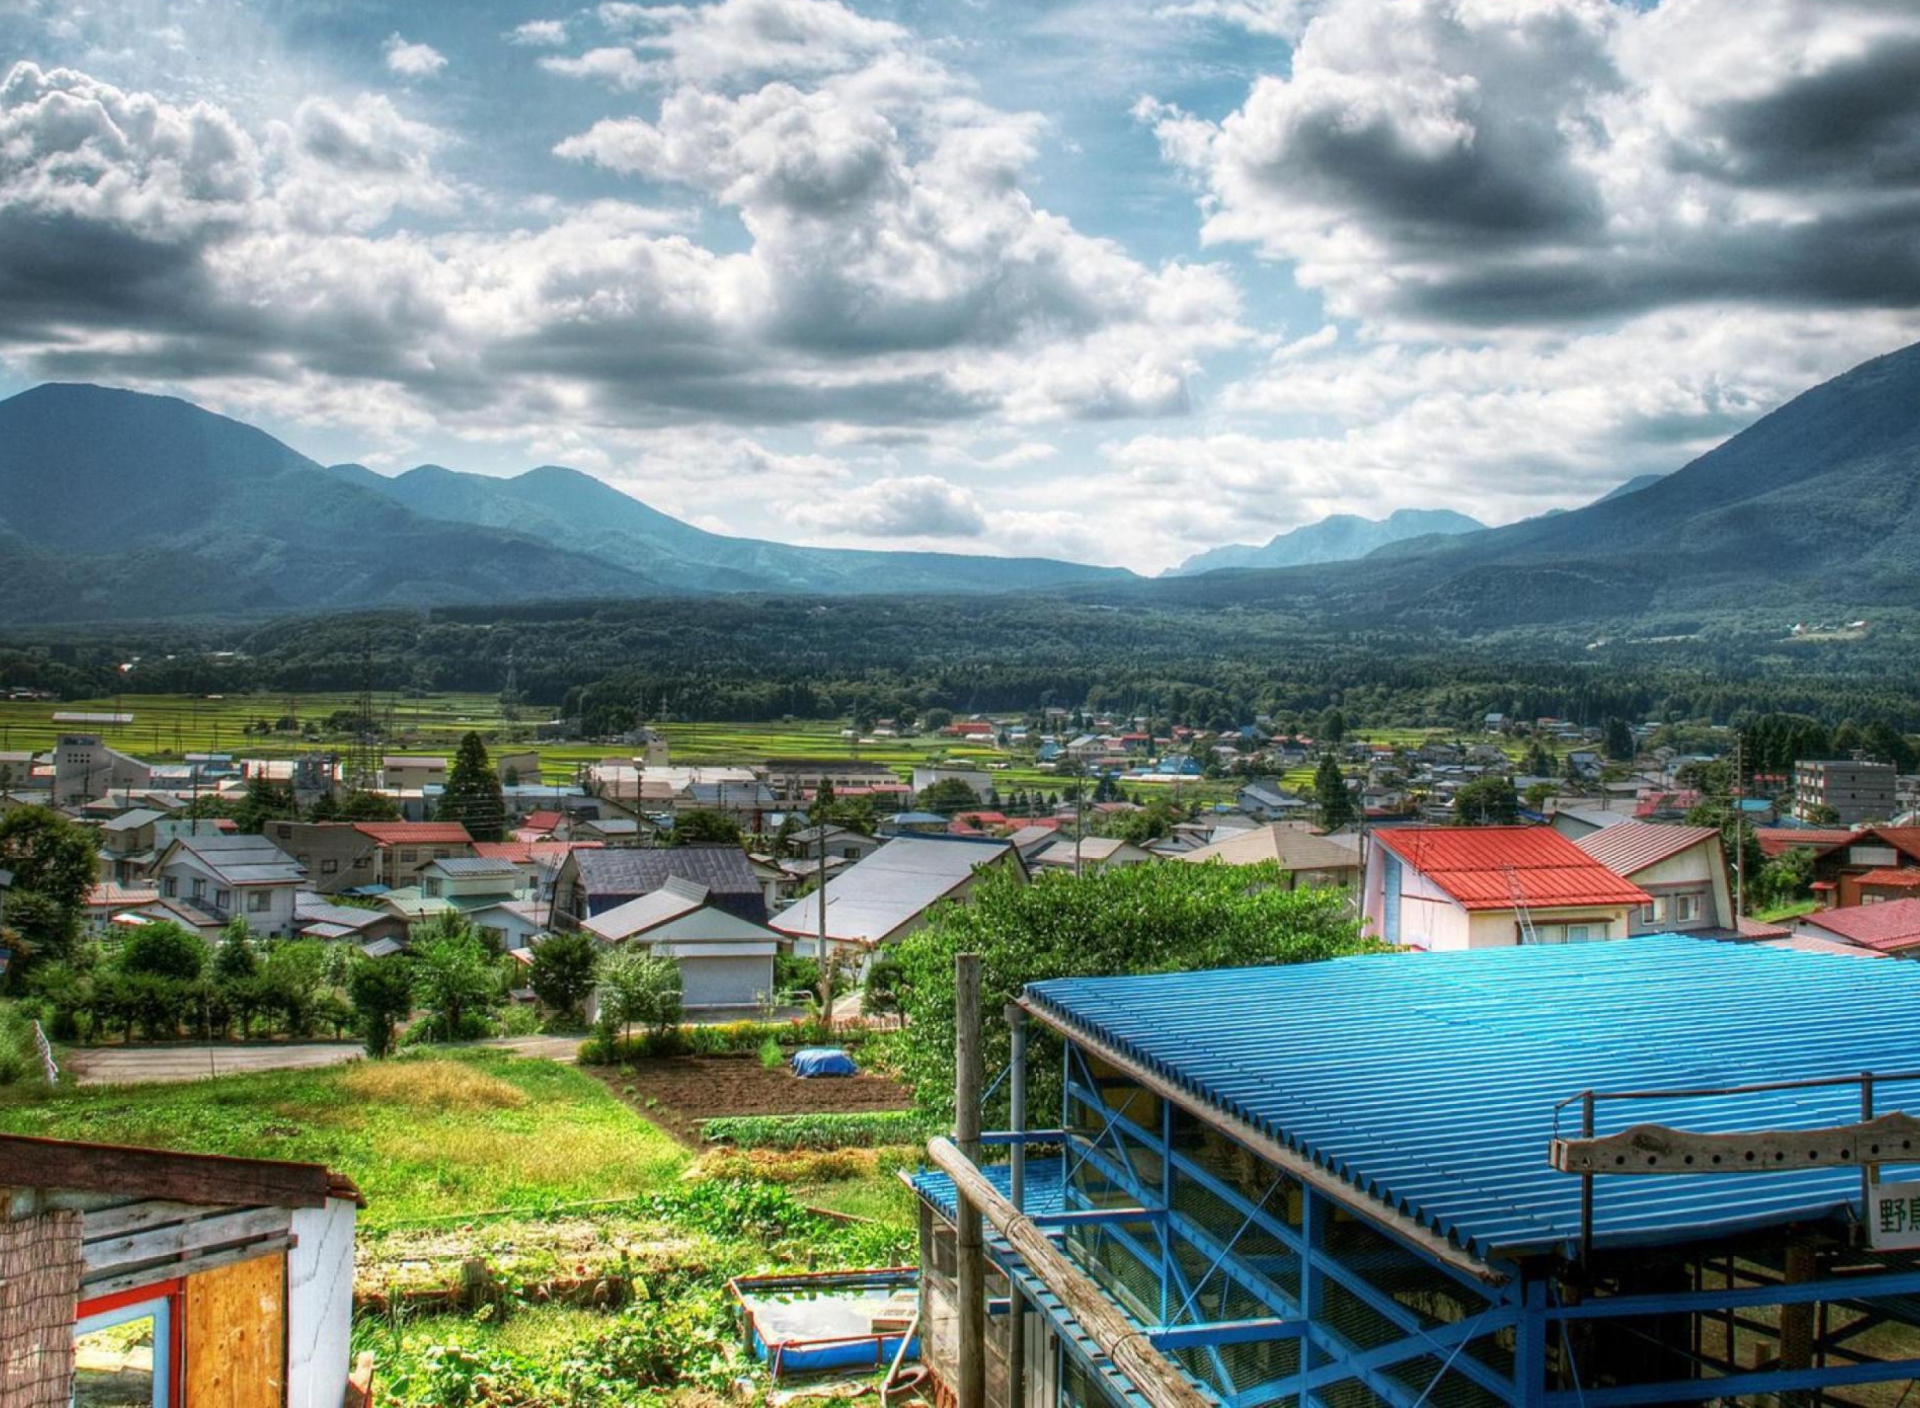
[1362, 825, 1650, 950]
[1574, 821, 1734, 933]
[581, 875, 784, 1009]
[151, 833, 305, 938]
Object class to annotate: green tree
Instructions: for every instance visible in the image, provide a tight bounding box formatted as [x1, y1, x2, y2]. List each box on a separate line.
[918, 778, 983, 816]
[1604, 717, 1636, 762]
[213, 919, 258, 982]
[1863, 721, 1918, 772]
[1314, 754, 1355, 829]
[1686, 801, 1767, 901]
[1452, 776, 1520, 826]
[232, 778, 298, 834]
[595, 947, 683, 1044]
[863, 949, 906, 1020]
[1319, 707, 1347, 745]
[117, 923, 209, 981]
[348, 954, 415, 1058]
[528, 931, 599, 1024]
[439, 731, 507, 842]
[408, 912, 502, 1040]
[891, 863, 1376, 1123]
[0, 806, 98, 970]
[672, 809, 743, 846]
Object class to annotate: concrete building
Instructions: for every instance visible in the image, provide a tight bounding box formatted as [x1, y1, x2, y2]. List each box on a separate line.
[1794, 758, 1897, 825]
[265, 821, 383, 895]
[52, 733, 151, 806]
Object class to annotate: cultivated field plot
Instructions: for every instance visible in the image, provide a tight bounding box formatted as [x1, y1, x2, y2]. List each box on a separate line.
[593, 1054, 914, 1148]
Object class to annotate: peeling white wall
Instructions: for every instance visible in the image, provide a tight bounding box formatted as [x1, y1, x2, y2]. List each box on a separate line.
[286, 1198, 356, 1408]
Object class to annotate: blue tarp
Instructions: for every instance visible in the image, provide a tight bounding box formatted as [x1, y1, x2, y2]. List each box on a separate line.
[791, 1047, 858, 1077]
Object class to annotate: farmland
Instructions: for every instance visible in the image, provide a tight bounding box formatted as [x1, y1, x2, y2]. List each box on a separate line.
[0, 689, 1234, 799]
[0, 1048, 920, 1405]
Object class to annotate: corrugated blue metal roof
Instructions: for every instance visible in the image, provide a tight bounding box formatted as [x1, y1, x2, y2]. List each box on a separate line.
[1024, 936, 1920, 1261]
[909, 1155, 1067, 1222]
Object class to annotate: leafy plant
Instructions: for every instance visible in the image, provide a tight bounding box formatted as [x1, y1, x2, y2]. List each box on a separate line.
[700, 1110, 929, 1150]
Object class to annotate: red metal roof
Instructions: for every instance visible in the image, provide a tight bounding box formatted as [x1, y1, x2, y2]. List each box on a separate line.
[353, 822, 474, 845]
[1574, 822, 1720, 877]
[1867, 828, 1920, 864]
[1857, 868, 1920, 889]
[473, 840, 601, 863]
[1801, 898, 1920, 953]
[1755, 827, 1854, 859]
[1374, 826, 1652, 911]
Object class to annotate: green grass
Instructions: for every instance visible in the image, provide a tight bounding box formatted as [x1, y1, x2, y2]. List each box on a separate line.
[1755, 898, 1819, 924]
[0, 1050, 688, 1229]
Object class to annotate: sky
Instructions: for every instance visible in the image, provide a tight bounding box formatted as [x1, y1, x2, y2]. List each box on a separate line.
[3, 0, 1919, 574]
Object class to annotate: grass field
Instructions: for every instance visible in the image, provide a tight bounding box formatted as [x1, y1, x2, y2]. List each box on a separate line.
[0, 1051, 688, 1229]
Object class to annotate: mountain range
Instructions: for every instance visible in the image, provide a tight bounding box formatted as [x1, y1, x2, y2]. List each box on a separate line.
[1081, 338, 1920, 627]
[1166, 509, 1485, 576]
[0, 385, 1127, 622]
[2, 336, 1916, 630]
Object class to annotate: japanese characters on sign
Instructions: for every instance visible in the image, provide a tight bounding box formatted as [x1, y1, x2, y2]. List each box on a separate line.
[1870, 1180, 1920, 1250]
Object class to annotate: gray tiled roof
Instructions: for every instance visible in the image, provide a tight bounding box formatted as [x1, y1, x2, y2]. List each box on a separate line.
[574, 846, 767, 924]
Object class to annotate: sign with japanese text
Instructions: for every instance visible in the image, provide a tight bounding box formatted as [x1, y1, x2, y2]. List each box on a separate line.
[1870, 1180, 1920, 1250]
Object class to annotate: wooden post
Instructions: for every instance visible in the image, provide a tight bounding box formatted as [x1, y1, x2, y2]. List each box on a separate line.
[955, 954, 986, 1408]
[1779, 1236, 1818, 1401]
[1007, 1001, 1028, 1408]
[928, 1136, 1214, 1408]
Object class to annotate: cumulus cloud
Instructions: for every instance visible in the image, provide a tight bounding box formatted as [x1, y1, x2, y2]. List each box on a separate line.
[382, 34, 448, 78]
[590, 0, 906, 86]
[508, 19, 569, 46]
[1148, 0, 1920, 327]
[789, 474, 988, 538]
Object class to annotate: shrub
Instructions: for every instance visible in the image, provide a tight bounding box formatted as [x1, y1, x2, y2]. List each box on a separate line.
[757, 1035, 783, 1070]
[699, 1110, 930, 1150]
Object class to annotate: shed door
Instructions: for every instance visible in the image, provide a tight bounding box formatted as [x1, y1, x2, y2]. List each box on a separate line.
[185, 1252, 285, 1407]
[680, 956, 774, 1008]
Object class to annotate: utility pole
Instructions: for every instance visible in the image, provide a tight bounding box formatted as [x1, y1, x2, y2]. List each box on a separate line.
[1732, 733, 1746, 920]
[953, 953, 985, 1408]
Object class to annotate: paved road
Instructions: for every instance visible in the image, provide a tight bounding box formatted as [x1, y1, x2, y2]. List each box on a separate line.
[68, 1042, 367, 1086]
[66, 1034, 587, 1086]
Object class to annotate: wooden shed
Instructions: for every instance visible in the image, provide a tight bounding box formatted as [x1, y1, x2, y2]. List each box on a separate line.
[0, 1133, 364, 1408]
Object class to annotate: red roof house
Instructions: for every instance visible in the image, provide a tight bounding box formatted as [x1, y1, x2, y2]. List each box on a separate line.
[1799, 898, 1920, 955]
[1363, 825, 1650, 951]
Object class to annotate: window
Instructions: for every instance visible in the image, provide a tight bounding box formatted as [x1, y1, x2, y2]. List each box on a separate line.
[161, 877, 177, 898]
[400, 849, 417, 864]
[1675, 894, 1701, 923]
[75, 1281, 180, 1408]
[214, 889, 231, 912]
[321, 858, 338, 875]
[248, 890, 271, 913]
[1640, 903, 1657, 925]
[434, 849, 451, 859]
[189, 878, 205, 900]
[1566, 924, 1596, 942]
[353, 856, 370, 869]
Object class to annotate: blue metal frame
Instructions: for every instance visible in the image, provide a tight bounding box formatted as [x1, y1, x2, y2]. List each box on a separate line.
[954, 1035, 1920, 1408]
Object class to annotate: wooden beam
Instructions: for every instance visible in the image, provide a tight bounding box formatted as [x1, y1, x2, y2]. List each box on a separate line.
[80, 1235, 295, 1299]
[0, 1133, 333, 1208]
[954, 953, 986, 1408]
[927, 1136, 1217, 1408]
[1020, 997, 1506, 1286]
[81, 1200, 246, 1241]
[1549, 1112, 1920, 1175]
[83, 1206, 291, 1275]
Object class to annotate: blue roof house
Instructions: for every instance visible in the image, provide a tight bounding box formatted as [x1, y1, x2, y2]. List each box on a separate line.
[910, 937, 1920, 1408]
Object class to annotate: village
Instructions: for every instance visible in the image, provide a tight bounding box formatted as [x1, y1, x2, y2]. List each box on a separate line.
[8, 690, 1920, 1405]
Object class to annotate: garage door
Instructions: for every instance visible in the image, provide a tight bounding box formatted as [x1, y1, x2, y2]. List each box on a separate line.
[679, 956, 775, 1008]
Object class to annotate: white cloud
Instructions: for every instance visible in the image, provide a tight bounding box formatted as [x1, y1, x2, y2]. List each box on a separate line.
[508, 19, 569, 46]
[1147, 0, 1920, 329]
[788, 474, 987, 538]
[382, 34, 448, 78]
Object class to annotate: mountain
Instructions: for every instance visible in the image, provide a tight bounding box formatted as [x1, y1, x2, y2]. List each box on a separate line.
[0, 384, 1129, 625]
[1167, 508, 1484, 576]
[1596, 473, 1667, 503]
[1099, 339, 1920, 627]
[0, 384, 668, 623]
[345, 461, 1132, 596]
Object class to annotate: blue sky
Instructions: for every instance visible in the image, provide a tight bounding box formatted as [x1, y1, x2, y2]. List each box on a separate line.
[3, 0, 1918, 571]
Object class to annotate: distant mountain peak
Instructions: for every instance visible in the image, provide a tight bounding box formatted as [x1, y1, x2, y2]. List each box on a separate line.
[1167, 507, 1484, 576]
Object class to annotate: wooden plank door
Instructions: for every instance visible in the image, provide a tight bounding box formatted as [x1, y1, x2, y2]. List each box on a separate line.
[185, 1253, 286, 1406]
